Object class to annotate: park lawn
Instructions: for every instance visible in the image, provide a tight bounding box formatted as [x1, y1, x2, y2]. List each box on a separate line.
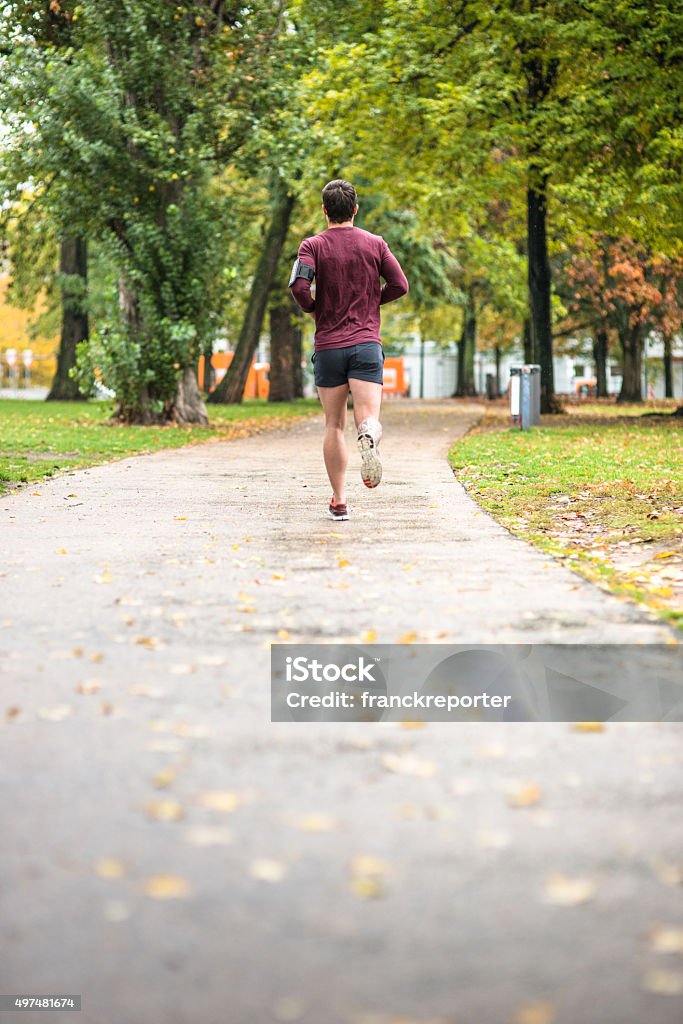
[0, 397, 319, 493]
[450, 406, 683, 630]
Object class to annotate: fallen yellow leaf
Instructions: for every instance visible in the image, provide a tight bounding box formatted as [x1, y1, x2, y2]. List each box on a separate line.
[95, 858, 125, 879]
[144, 874, 192, 900]
[647, 924, 683, 954]
[507, 783, 542, 808]
[381, 753, 436, 777]
[183, 826, 233, 847]
[571, 722, 605, 733]
[144, 799, 184, 822]
[75, 679, 102, 695]
[248, 858, 286, 882]
[152, 767, 176, 789]
[134, 636, 158, 649]
[398, 631, 418, 644]
[512, 1001, 557, 1024]
[543, 873, 595, 906]
[37, 705, 72, 722]
[291, 813, 338, 832]
[196, 791, 242, 813]
[641, 969, 683, 996]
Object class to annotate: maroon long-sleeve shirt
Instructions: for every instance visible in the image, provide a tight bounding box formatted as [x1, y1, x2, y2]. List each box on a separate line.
[290, 226, 409, 351]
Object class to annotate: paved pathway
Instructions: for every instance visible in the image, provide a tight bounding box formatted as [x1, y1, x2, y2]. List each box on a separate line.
[1, 401, 681, 1024]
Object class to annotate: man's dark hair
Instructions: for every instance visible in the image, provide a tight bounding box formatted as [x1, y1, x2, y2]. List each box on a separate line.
[322, 179, 357, 223]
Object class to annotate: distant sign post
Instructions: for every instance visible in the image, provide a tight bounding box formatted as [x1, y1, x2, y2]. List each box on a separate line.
[22, 349, 33, 387]
[5, 348, 18, 388]
[510, 365, 541, 429]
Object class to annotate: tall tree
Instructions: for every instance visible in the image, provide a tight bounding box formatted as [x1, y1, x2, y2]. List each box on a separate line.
[1, 1, 289, 422]
[209, 179, 296, 404]
[47, 237, 88, 400]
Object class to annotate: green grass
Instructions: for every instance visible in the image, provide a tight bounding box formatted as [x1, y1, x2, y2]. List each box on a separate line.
[0, 397, 319, 493]
[450, 408, 683, 627]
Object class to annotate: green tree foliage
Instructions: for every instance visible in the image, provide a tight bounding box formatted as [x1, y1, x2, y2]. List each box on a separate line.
[299, 0, 683, 407]
[0, 1, 290, 421]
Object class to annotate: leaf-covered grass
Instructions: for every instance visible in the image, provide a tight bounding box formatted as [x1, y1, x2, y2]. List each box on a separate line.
[450, 406, 683, 628]
[0, 398, 319, 493]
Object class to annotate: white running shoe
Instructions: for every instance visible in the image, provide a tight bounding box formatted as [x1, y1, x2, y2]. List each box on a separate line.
[357, 417, 383, 489]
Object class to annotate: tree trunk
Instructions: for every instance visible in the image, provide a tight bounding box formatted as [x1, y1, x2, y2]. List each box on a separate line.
[268, 294, 303, 402]
[617, 325, 644, 403]
[201, 340, 216, 394]
[455, 288, 477, 396]
[169, 365, 209, 424]
[47, 237, 89, 401]
[494, 344, 501, 397]
[210, 184, 296, 404]
[593, 326, 609, 398]
[527, 180, 556, 411]
[522, 316, 535, 364]
[663, 333, 673, 398]
[113, 277, 208, 425]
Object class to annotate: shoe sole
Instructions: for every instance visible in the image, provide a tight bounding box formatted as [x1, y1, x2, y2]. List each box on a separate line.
[358, 434, 382, 489]
[328, 509, 349, 521]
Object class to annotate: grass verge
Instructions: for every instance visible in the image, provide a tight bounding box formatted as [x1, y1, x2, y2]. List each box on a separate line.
[0, 397, 319, 494]
[449, 404, 683, 630]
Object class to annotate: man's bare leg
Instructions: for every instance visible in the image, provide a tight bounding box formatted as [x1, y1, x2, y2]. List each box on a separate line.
[349, 377, 383, 429]
[349, 378, 383, 488]
[317, 383, 350, 504]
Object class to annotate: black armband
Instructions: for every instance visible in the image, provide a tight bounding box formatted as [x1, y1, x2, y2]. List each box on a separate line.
[288, 258, 315, 288]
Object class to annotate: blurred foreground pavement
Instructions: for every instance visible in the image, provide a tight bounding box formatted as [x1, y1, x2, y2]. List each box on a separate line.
[1, 400, 681, 1024]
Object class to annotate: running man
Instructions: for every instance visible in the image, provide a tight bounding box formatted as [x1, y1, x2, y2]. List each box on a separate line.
[289, 179, 409, 521]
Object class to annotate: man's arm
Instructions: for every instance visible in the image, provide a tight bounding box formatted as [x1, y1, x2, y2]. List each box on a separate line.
[289, 238, 316, 314]
[379, 240, 409, 305]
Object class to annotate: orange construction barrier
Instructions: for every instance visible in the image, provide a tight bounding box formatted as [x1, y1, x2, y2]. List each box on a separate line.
[382, 356, 408, 396]
[198, 353, 270, 399]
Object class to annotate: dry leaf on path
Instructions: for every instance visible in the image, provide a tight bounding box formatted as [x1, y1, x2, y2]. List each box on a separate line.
[290, 813, 338, 832]
[512, 1001, 557, 1024]
[398, 631, 418, 644]
[75, 679, 102, 695]
[95, 858, 125, 879]
[647, 924, 683, 954]
[184, 826, 233, 847]
[144, 874, 192, 900]
[94, 570, 112, 584]
[249, 858, 286, 882]
[144, 799, 184, 822]
[381, 753, 436, 778]
[152, 767, 176, 789]
[641, 969, 683, 996]
[196, 791, 242, 813]
[37, 705, 72, 722]
[134, 636, 159, 649]
[349, 855, 390, 900]
[507, 784, 542, 808]
[542, 874, 595, 906]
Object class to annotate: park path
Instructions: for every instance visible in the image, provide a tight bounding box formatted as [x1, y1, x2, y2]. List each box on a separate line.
[1, 400, 681, 1024]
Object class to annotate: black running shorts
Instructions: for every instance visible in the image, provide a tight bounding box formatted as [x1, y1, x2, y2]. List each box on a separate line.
[312, 342, 385, 388]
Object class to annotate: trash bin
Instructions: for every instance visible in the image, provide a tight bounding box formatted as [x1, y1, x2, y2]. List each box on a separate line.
[510, 365, 541, 428]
